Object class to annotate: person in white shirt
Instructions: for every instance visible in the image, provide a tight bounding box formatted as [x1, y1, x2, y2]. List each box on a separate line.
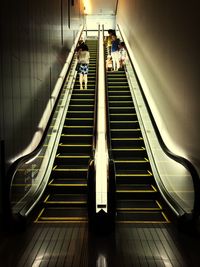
[77, 44, 90, 90]
[106, 55, 113, 71]
[118, 42, 127, 69]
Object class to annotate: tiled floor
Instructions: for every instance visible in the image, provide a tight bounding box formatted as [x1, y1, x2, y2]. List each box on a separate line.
[0, 222, 200, 266]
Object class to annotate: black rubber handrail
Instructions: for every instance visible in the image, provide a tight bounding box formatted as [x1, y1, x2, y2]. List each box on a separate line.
[6, 29, 84, 224]
[117, 24, 200, 223]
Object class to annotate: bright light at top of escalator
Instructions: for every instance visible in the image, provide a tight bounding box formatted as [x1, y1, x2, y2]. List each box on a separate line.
[83, 0, 92, 14]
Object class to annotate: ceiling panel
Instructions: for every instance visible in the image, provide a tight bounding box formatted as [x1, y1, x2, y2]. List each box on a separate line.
[84, 0, 117, 15]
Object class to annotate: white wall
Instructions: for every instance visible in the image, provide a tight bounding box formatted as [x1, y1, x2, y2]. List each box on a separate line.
[85, 14, 116, 31]
[116, 0, 200, 173]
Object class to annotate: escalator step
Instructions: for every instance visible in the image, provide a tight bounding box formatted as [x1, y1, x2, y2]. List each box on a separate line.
[109, 101, 133, 107]
[115, 159, 150, 170]
[109, 107, 135, 113]
[62, 126, 93, 134]
[112, 147, 147, 158]
[36, 207, 88, 222]
[44, 194, 87, 206]
[110, 121, 140, 129]
[65, 118, 93, 126]
[110, 115, 137, 121]
[116, 184, 156, 192]
[49, 178, 87, 186]
[68, 105, 94, 111]
[51, 165, 88, 178]
[117, 199, 161, 210]
[71, 94, 95, 99]
[116, 211, 169, 223]
[57, 144, 92, 153]
[111, 138, 144, 147]
[108, 91, 131, 96]
[111, 129, 142, 138]
[60, 134, 93, 144]
[70, 99, 94, 105]
[67, 111, 94, 118]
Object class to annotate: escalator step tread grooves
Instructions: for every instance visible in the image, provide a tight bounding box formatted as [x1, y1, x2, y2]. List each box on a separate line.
[107, 68, 169, 223]
[35, 39, 98, 223]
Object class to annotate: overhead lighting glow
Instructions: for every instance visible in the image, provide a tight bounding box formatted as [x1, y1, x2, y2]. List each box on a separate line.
[83, 0, 92, 14]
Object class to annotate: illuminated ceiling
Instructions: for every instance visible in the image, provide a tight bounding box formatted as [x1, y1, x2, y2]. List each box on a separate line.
[83, 0, 118, 15]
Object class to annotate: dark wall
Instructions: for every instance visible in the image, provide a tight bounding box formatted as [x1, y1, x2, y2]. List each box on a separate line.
[0, 0, 84, 216]
[0, 0, 83, 169]
[117, 0, 200, 173]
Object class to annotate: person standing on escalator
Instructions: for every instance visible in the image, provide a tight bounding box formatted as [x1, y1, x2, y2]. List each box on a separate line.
[111, 34, 120, 71]
[77, 44, 90, 90]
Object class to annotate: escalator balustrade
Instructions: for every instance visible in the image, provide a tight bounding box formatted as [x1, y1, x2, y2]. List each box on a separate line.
[35, 39, 97, 223]
[107, 70, 170, 223]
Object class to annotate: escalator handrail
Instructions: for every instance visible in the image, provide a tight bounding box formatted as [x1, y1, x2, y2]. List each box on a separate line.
[102, 26, 113, 158]
[6, 27, 85, 221]
[102, 25, 116, 216]
[91, 25, 100, 154]
[117, 24, 200, 221]
[87, 27, 100, 220]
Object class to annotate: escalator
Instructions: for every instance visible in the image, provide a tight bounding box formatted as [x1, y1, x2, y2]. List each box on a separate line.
[35, 39, 97, 223]
[106, 69, 170, 223]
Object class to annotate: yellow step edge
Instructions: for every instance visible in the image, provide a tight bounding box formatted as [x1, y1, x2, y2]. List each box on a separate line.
[116, 173, 152, 177]
[109, 101, 132, 103]
[108, 86, 129, 88]
[117, 184, 157, 192]
[110, 121, 139, 123]
[61, 134, 92, 137]
[71, 99, 94, 101]
[45, 201, 87, 204]
[116, 220, 170, 224]
[63, 126, 93, 128]
[69, 105, 94, 106]
[116, 190, 156, 193]
[156, 200, 163, 209]
[162, 212, 170, 223]
[44, 195, 50, 202]
[112, 137, 143, 140]
[65, 118, 93, 120]
[34, 208, 45, 223]
[112, 148, 145, 151]
[151, 185, 157, 191]
[48, 179, 54, 185]
[56, 155, 90, 158]
[109, 96, 131, 98]
[115, 159, 149, 163]
[53, 169, 87, 171]
[117, 207, 161, 211]
[110, 114, 136, 116]
[59, 144, 92, 147]
[48, 184, 87, 187]
[34, 220, 88, 224]
[72, 93, 94, 95]
[118, 211, 163, 214]
[67, 111, 93, 113]
[108, 82, 128, 83]
[111, 128, 140, 132]
[38, 217, 87, 221]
